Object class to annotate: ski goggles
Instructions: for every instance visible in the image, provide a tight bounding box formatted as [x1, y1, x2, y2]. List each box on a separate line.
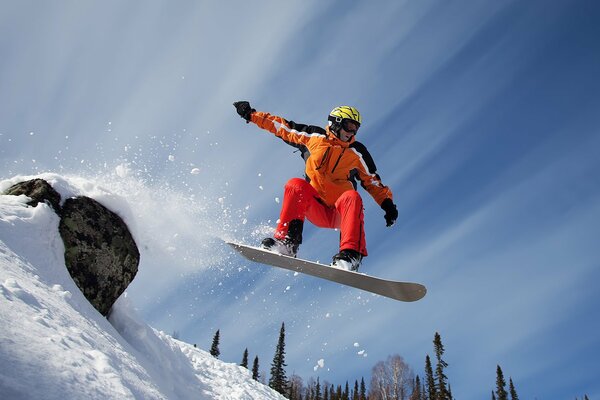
[341, 120, 359, 135]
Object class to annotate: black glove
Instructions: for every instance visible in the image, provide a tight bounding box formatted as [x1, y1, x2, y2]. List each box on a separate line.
[381, 198, 398, 227]
[233, 101, 255, 123]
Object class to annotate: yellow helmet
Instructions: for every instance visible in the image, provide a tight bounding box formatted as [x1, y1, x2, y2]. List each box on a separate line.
[328, 106, 362, 126]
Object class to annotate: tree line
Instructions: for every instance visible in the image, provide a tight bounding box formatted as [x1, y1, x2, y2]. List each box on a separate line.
[207, 325, 590, 399]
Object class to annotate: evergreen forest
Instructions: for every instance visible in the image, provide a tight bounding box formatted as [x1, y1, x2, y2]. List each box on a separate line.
[207, 324, 590, 400]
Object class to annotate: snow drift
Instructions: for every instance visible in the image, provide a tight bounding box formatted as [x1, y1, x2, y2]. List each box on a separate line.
[0, 174, 284, 400]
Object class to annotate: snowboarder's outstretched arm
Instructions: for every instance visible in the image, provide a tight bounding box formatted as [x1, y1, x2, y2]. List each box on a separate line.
[233, 101, 325, 147]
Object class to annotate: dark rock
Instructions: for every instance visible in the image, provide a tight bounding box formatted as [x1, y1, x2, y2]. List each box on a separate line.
[4, 178, 140, 317]
[59, 196, 140, 316]
[3, 179, 62, 212]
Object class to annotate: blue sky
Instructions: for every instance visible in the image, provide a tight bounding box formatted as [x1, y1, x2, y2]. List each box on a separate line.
[2, 1, 599, 398]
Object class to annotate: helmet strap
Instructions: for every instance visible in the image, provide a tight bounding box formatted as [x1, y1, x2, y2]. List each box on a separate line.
[328, 116, 343, 137]
[328, 121, 342, 137]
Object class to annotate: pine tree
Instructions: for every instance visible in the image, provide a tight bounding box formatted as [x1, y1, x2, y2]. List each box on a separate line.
[352, 380, 359, 400]
[210, 329, 220, 358]
[241, 348, 249, 368]
[492, 391, 496, 400]
[269, 322, 288, 395]
[508, 378, 519, 400]
[411, 375, 423, 400]
[344, 381, 350, 400]
[433, 332, 450, 400]
[425, 355, 437, 400]
[495, 365, 508, 400]
[359, 377, 367, 400]
[252, 356, 260, 381]
[316, 377, 322, 400]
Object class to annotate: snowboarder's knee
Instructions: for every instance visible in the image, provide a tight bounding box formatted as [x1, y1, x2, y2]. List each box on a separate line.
[285, 177, 311, 191]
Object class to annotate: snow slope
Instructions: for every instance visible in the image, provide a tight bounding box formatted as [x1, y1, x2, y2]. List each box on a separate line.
[0, 174, 285, 400]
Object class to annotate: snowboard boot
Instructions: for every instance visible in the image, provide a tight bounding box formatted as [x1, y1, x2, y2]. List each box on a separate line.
[261, 237, 299, 257]
[331, 249, 363, 271]
[261, 219, 303, 258]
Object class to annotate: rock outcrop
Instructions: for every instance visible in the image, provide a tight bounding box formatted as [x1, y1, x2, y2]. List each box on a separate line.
[59, 196, 140, 316]
[3, 178, 61, 212]
[3, 179, 139, 316]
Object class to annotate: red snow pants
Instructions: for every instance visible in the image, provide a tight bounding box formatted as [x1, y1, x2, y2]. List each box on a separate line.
[274, 178, 367, 256]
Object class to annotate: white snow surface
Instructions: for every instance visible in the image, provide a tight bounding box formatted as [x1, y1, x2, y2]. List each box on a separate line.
[0, 174, 285, 400]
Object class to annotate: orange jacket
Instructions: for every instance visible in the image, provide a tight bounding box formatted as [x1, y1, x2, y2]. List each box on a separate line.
[250, 111, 393, 208]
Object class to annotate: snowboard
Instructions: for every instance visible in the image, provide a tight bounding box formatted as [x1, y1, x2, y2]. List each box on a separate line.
[227, 242, 426, 302]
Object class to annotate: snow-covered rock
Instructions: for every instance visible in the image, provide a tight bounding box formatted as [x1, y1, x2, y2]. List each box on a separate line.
[0, 174, 285, 400]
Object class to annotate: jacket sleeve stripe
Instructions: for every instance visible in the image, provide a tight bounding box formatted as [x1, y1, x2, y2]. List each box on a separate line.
[350, 147, 383, 187]
[273, 119, 327, 140]
[350, 142, 378, 174]
[349, 143, 394, 205]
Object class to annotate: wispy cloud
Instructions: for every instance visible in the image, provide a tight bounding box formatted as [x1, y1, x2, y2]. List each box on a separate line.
[2, 1, 600, 398]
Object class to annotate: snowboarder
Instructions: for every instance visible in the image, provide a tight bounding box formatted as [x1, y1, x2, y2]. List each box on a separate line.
[233, 101, 398, 271]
